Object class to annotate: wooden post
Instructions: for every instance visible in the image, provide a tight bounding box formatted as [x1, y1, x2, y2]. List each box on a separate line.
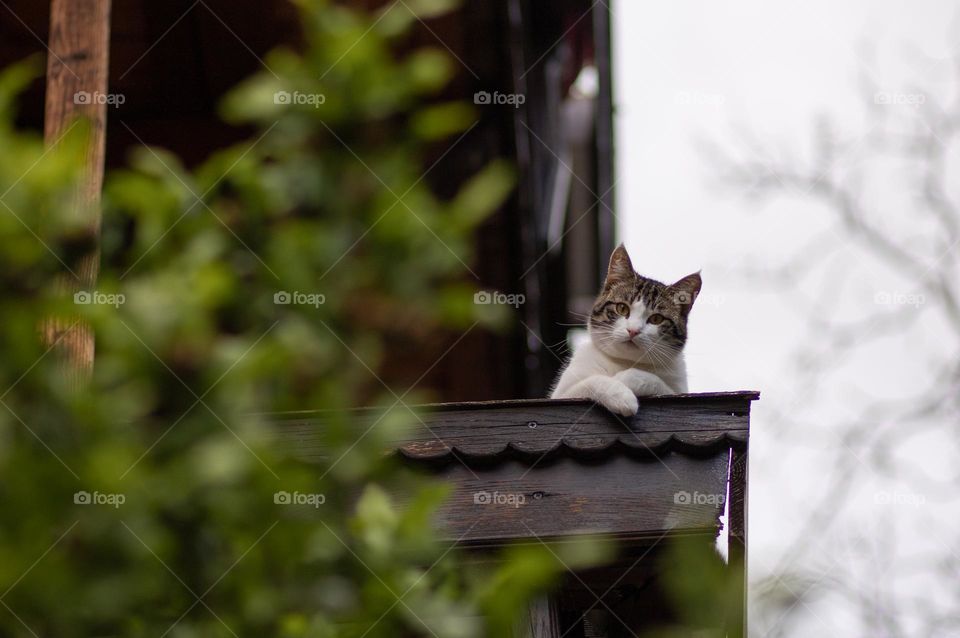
[43, 0, 112, 377]
[517, 595, 561, 638]
[726, 447, 748, 637]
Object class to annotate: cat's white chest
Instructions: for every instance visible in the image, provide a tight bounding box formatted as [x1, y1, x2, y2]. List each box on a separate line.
[550, 341, 688, 415]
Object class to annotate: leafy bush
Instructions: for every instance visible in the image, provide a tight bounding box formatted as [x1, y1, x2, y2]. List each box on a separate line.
[0, 1, 602, 636]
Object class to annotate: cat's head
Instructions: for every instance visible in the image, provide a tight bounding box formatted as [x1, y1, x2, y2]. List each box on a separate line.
[588, 244, 701, 363]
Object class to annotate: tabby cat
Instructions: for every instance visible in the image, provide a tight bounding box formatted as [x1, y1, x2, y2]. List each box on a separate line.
[550, 244, 701, 416]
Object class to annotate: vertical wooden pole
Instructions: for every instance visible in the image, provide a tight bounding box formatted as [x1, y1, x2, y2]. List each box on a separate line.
[727, 447, 749, 637]
[517, 595, 561, 638]
[43, 0, 112, 378]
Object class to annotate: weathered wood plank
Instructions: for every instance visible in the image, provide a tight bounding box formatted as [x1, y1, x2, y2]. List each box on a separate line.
[520, 596, 561, 638]
[425, 454, 731, 542]
[725, 447, 748, 637]
[271, 392, 758, 465]
[276, 453, 734, 543]
[43, 0, 112, 378]
[271, 391, 759, 415]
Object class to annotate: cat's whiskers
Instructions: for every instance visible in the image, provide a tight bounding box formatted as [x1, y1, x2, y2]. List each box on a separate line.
[648, 341, 678, 366]
[591, 331, 669, 369]
[635, 340, 663, 366]
[648, 346, 673, 370]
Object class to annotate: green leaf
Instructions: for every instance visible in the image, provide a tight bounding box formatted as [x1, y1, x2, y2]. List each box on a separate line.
[410, 102, 476, 140]
[353, 484, 400, 555]
[450, 159, 516, 227]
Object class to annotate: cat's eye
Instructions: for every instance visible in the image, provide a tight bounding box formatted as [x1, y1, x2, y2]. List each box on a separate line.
[647, 313, 666, 325]
[614, 302, 630, 317]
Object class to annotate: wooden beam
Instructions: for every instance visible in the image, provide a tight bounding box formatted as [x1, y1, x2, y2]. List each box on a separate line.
[726, 447, 749, 637]
[519, 596, 561, 638]
[43, 0, 112, 378]
[592, 0, 615, 277]
[418, 452, 732, 543]
[274, 392, 758, 464]
[266, 444, 733, 544]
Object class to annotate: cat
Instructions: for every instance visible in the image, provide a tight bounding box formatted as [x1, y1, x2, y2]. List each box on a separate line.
[550, 244, 701, 416]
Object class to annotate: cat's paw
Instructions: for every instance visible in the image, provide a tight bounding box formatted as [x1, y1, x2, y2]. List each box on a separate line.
[614, 369, 673, 397]
[596, 381, 639, 416]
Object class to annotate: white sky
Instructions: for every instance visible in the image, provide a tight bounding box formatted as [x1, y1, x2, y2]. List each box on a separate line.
[614, 1, 960, 635]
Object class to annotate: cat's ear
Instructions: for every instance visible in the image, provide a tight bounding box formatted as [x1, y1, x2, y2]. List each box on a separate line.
[670, 271, 702, 317]
[604, 244, 635, 286]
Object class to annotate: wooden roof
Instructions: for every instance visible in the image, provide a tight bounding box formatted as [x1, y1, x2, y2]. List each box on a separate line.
[272, 392, 757, 544]
[276, 391, 757, 467]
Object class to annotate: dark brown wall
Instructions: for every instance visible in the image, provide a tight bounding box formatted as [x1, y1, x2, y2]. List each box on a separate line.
[0, 0, 612, 404]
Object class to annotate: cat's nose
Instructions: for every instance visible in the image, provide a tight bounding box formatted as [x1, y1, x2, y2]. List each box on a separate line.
[627, 328, 640, 339]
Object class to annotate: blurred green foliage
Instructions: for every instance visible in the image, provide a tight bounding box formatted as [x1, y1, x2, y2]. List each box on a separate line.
[641, 537, 744, 638]
[0, 0, 604, 635]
